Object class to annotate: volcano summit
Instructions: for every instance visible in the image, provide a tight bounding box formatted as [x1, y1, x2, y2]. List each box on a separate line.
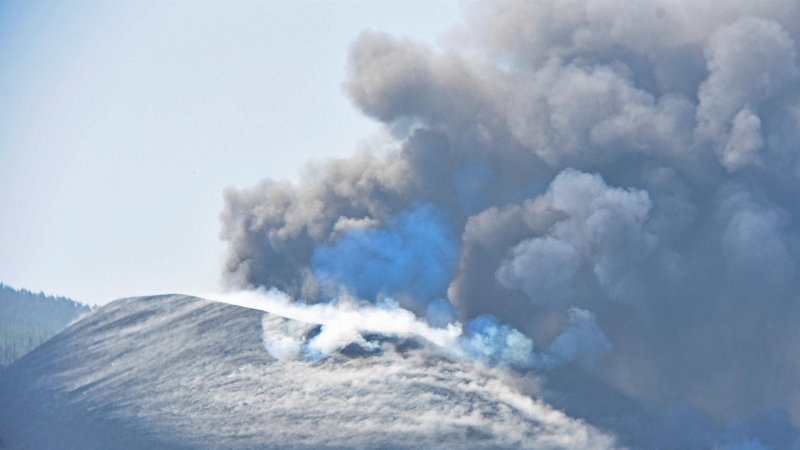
[0, 295, 617, 450]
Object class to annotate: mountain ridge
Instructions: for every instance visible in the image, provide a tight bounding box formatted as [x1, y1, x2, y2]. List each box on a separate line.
[0, 294, 618, 450]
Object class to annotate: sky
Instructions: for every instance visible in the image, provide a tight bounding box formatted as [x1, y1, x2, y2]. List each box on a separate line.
[0, 0, 461, 306]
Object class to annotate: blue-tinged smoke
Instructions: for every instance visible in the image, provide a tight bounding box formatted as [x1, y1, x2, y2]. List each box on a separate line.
[460, 314, 539, 369]
[426, 298, 457, 328]
[460, 308, 612, 371]
[310, 203, 459, 306]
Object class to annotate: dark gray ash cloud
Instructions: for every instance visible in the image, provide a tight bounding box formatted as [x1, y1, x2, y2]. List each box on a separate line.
[220, 1, 800, 447]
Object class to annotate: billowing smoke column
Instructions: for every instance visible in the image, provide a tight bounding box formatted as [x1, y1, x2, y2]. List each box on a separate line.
[220, 0, 800, 448]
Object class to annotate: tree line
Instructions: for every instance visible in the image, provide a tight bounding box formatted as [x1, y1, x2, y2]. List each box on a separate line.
[0, 283, 92, 366]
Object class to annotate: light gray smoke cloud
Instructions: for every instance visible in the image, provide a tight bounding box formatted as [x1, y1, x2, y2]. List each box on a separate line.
[220, 1, 800, 448]
[495, 169, 657, 307]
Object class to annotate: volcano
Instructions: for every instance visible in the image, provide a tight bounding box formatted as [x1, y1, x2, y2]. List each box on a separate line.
[0, 295, 617, 450]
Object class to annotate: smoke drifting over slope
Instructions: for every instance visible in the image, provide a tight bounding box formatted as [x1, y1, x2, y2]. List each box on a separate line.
[221, 0, 800, 448]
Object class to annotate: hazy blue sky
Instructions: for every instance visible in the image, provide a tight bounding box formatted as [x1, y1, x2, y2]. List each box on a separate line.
[0, 1, 461, 305]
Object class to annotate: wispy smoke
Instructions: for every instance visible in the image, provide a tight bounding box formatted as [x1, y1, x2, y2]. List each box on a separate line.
[209, 289, 607, 371]
[220, 0, 800, 447]
[461, 307, 611, 370]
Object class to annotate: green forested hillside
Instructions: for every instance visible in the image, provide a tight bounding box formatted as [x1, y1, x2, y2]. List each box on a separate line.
[0, 283, 92, 365]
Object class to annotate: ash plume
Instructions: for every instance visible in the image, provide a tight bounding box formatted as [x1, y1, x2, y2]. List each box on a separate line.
[220, 1, 800, 448]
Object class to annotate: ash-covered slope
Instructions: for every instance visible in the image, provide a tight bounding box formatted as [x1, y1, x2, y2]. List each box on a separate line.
[0, 295, 617, 450]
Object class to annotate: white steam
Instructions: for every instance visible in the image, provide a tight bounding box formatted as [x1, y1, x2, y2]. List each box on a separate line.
[203, 289, 610, 370]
